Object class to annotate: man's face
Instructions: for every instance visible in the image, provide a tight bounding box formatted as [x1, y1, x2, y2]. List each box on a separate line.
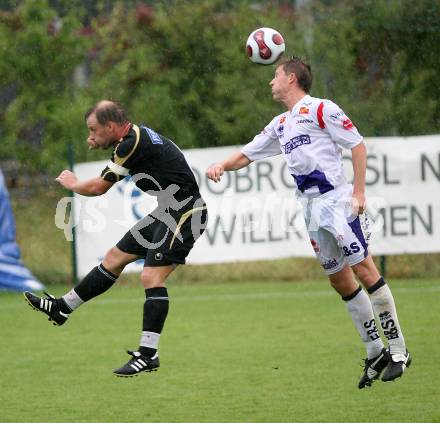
[269, 65, 291, 101]
[86, 113, 117, 150]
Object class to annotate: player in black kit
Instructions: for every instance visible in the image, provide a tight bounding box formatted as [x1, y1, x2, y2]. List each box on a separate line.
[24, 100, 207, 377]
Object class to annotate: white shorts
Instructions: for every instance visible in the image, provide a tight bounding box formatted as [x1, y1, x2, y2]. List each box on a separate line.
[299, 184, 369, 275]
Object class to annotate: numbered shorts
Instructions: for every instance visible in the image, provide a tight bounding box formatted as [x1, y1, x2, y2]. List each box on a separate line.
[116, 196, 208, 267]
[300, 185, 369, 275]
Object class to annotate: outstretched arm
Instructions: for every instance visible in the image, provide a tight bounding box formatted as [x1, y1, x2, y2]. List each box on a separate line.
[206, 151, 252, 183]
[351, 142, 367, 214]
[56, 170, 114, 196]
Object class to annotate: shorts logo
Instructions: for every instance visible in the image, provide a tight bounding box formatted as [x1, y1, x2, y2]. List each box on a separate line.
[310, 239, 320, 253]
[155, 252, 163, 261]
[343, 242, 361, 256]
[322, 258, 338, 270]
[282, 135, 311, 154]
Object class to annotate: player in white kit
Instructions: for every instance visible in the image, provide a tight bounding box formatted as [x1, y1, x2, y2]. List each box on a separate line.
[206, 57, 411, 388]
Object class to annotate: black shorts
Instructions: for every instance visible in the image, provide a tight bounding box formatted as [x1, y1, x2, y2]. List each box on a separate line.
[116, 196, 207, 267]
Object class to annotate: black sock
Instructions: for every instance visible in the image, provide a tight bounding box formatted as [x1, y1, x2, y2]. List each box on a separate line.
[139, 287, 169, 357]
[73, 264, 118, 302]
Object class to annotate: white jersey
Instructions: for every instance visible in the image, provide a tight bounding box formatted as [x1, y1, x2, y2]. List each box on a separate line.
[241, 94, 363, 197]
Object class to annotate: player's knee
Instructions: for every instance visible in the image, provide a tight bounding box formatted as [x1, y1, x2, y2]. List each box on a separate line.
[352, 259, 379, 285]
[102, 247, 127, 274]
[141, 266, 173, 289]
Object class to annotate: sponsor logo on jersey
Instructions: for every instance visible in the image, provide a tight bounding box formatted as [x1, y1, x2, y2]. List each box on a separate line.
[282, 134, 311, 154]
[322, 258, 338, 270]
[330, 111, 344, 120]
[342, 118, 354, 130]
[299, 106, 309, 114]
[296, 118, 314, 124]
[279, 116, 286, 124]
[142, 126, 164, 144]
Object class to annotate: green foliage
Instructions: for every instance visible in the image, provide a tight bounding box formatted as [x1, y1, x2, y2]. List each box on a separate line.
[0, 0, 439, 173]
[308, 0, 440, 136]
[0, 0, 89, 172]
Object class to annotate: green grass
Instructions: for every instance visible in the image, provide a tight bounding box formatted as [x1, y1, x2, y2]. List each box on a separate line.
[1, 278, 439, 423]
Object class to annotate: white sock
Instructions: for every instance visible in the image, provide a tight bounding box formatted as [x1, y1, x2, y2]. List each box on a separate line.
[62, 289, 84, 311]
[140, 331, 160, 350]
[369, 282, 406, 356]
[344, 287, 384, 359]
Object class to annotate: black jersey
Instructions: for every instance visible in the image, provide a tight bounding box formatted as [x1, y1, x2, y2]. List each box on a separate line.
[101, 124, 200, 200]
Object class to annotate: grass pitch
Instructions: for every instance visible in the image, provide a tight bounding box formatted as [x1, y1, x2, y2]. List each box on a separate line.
[1, 278, 439, 423]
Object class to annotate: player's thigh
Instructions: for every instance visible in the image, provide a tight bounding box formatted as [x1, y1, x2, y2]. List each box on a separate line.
[351, 253, 381, 287]
[328, 264, 358, 297]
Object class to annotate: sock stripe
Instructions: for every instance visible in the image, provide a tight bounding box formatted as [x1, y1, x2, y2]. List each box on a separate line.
[146, 297, 169, 301]
[342, 286, 362, 302]
[367, 277, 386, 294]
[98, 264, 117, 281]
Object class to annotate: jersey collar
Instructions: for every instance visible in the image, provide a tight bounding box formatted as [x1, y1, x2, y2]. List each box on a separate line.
[290, 94, 311, 114]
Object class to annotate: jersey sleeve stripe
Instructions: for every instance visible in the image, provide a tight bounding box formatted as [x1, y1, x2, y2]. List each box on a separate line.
[107, 161, 129, 176]
[114, 124, 141, 166]
[317, 101, 325, 129]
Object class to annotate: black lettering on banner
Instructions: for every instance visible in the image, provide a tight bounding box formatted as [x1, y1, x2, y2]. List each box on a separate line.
[268, 213, 283, 242]
[256, 161, 276, 191]
[285, 210, 303, 240]
[235, 167, 253, 193]
[410, 205, 433, 235]
[421, 153, 440, 181]
[383, 155, 400, 185]
[377, 205, 433, 237]
[343, 154, 380, 186]
[390, 206, 408, 236]
[377, 208, 386, 237]
[204, 215, 236, 245]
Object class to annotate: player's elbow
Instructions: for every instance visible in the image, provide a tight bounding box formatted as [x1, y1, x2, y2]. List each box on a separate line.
[90, 183, 110, 196]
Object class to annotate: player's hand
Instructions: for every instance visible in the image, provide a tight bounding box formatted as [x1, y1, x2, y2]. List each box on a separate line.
[352, 192, 366, 215]
[87, 136, 99, 150]
[56, 170, 78, 190]
[206, 163, 224, 183]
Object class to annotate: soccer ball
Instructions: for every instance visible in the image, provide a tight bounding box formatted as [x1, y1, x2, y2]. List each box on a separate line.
[246, 27, 285, 65]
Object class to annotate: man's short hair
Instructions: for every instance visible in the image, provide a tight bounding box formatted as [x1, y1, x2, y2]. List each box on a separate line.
[278, 57, 313, 93]
[85, 100, 129, 125]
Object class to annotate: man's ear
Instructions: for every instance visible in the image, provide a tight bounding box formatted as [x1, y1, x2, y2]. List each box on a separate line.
[288, 72, 297, 84]
[107, 121, 117, 133]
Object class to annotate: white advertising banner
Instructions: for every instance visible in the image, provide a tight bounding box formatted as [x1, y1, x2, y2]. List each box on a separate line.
[68, 135, 440, 277]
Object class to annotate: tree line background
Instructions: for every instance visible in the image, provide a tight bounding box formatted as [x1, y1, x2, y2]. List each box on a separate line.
[0, 0, 439, 175]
